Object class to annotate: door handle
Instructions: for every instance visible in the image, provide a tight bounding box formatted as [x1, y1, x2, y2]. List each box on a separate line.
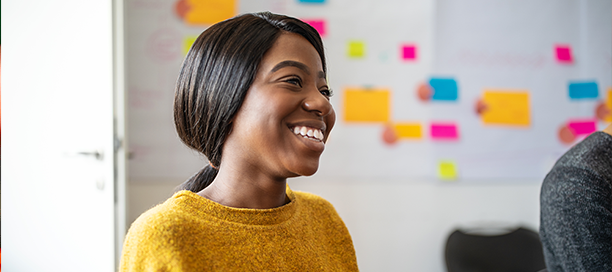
[77, 150, 104, 161]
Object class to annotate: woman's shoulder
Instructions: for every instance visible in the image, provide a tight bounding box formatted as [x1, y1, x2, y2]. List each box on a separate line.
[291, 190, 344, 221]
[292, 190, 334, 208]
[125, 190, 209, 238]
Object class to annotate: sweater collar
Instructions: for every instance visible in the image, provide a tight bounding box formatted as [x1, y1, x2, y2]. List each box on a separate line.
[171, 186, 298, 226]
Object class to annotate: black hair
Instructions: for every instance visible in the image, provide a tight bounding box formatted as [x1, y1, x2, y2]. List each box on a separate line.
[173, 12, 326, 192]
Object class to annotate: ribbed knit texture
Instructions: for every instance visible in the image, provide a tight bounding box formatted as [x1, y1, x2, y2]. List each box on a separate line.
[120, 187, 359, 271]
[540, 131, 612, 272]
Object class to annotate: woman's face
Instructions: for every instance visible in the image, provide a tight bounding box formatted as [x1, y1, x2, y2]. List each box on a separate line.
[223, 32, 335, 178]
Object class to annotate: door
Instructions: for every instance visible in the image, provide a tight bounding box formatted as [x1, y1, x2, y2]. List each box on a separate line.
[3, 0, 122, 271]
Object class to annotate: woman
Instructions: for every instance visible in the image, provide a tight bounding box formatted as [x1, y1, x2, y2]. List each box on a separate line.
[120, 12, 359, 271]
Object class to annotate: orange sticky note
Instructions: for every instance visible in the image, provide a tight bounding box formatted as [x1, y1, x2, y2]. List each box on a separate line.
[482, 90, 530, 127]
[394, 123, 422, 139]
[183, 35, 198, 55]
[184, 0, 236, 25]
[343, 88, 390, 123]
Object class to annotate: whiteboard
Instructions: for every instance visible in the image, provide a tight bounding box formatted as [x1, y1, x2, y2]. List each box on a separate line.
[126, 0, 611, 182]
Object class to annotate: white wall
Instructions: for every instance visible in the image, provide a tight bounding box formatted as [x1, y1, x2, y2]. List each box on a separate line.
[127, 177, 541, 272]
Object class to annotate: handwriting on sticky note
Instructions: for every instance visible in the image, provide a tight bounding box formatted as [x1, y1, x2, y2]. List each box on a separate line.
[401, 44, 417, 61]
[184, 0, 236, 25]
[430, 123, 459, 140]
[481, 90, 530, 127]
[555, 45, 573, 63]
[343, 88, 390, 123]
[569, 81, 599, 100]
[567, 119, 597, 135]
[394, 123, 422, 139]
[303, 19, 326, 37]
[438, 160, 458, 180]
[429, 78, 458, 101]
[183, 35, 198, 55]
[347, 41, 365, 58]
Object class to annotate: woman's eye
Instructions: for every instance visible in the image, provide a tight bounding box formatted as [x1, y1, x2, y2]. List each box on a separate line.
[285, 77, 302, 87]
[320, 88, 334, 98]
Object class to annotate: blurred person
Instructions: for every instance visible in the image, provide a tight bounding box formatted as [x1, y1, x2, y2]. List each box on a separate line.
[540, 123, 612, 271]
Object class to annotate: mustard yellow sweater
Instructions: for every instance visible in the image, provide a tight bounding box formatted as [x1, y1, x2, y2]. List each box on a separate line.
[120, 187, 358, 271]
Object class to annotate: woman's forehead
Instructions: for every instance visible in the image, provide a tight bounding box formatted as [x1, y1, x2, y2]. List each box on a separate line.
[259, 32, 324, 74]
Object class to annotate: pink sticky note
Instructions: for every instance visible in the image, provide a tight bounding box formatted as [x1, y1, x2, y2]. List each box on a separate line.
[555, 45, 573, 63]
[567, 119, 597, 135]
[402, 44, 417, 60]
[304, 19, 326, 37]
[430, 123, 459, 140]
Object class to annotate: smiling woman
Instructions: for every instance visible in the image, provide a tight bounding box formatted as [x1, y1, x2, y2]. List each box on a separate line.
[120, 12, 358, 271]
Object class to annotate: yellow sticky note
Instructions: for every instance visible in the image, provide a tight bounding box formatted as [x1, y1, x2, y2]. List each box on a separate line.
[183, 36, 198, 55]
[394, 123, 422, 139]
[344, 88, 390, 123]
[347, 40, 365, 58]
[606, 89, 612, 122]
[185, 0, 236, 25]
[482, 90, 530, 127]
[438, 160, 458, 180]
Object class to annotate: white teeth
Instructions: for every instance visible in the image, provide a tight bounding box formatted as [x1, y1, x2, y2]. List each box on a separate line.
[315, 131, 324, 141]
[291, 126, 324, 142]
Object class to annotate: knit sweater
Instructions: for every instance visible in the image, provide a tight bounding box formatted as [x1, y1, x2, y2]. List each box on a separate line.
[120, 187, 359, 271]
[540, 131, 612, 272]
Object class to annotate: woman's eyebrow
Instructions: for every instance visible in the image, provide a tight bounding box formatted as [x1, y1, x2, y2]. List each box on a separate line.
[270, 60, 310, 75]
[269, 60, 327, 79]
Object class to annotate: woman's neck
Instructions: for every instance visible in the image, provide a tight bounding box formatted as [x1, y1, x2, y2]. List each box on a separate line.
[197, 165, 289, 209]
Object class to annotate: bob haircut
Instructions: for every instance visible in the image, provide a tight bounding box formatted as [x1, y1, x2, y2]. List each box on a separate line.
[173, 12, 326, 192]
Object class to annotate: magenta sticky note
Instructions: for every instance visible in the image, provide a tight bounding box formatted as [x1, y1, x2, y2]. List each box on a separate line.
[555, 45, 573, 63]
[430, 123, 459, 140]
[304, 19, 326, 37]
[402, 44, 417, 60]
[567, 119, 597, 135]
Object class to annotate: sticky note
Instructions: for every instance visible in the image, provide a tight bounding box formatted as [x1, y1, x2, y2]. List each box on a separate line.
[567, 119, 597, 135]
[430, 123, 459, 140]
[429, 78, 458, 101]
[343, 88, 390, 123]
[555, 45, 573, 63]
[401, 44, 417, 61]
[347, 40, 365, 58]
[184, 0, 236, 25]
[303, 19, 326, 37]
[394, 123, 422, 139]
[298, 0, 326, 3]
[569, 81, 599, 99]
[183, 35, 198, 55]
[481, 90, 530, 126]
[438, 160, 458, 180]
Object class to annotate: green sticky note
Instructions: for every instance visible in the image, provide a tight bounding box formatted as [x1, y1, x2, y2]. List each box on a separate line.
[438, 160, 458, 180]
[347, 40, 365, 58]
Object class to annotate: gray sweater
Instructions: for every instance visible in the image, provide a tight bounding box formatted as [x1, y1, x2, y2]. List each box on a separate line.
[540, 131, 612, 272]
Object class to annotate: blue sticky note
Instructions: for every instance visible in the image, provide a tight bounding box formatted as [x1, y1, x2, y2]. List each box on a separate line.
[429, 78, 458, 101]
[298, 0, 325, 3]
[568, 81, 599, 100]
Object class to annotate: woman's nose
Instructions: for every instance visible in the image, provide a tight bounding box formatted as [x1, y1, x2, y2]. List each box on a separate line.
[302, 89, 333, 117]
